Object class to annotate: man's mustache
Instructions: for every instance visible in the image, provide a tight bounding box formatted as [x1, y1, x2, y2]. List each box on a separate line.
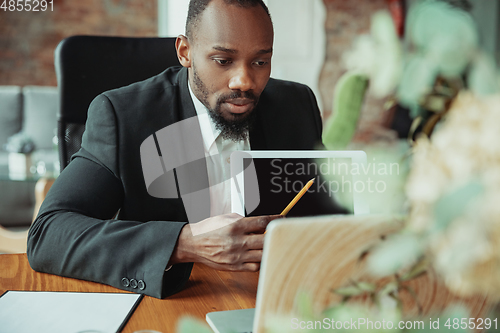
[217, 91, 258, 104]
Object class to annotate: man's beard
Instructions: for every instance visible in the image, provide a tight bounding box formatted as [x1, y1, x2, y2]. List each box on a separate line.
[192, 66, 258, 142]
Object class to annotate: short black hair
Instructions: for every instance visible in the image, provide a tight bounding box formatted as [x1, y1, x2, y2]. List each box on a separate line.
[185, 0, 272, 40]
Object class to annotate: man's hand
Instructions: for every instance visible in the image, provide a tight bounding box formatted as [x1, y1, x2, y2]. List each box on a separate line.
[169, 213, 282, 271]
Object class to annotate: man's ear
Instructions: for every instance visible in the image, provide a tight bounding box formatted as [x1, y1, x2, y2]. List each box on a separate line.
[176, 35, 191, 68]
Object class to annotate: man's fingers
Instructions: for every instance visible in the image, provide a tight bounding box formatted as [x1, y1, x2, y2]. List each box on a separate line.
[239, 262, 260, 272]
[208, 262, 261, 272]
[190, 214, 282, 273]
[234, 214, 283, 234]
[206, 260, 262, 272]
[224, 249, 263, 265]
[243, 234, 265, 250]
[201, 249, 263, 271]
[241, 249, 263, 262]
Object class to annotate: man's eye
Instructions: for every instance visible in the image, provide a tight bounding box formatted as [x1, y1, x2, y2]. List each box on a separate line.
[214, 59, 232, 65]
[254, 61, 269, 66]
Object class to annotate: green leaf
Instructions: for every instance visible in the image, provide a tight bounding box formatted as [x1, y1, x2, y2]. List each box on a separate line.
[388, 292, 404, 314]
[354, 281, 376, 293]
[407, 1, 478, 77]
[409, 105, 425, 119]
[367, 233, 423, 277]
[370, 10, 403, 97]
[379, 281, 398, 296]
[400, 256, 428, 281]
[371, 10, 398, 45]
[177, 316, 214, 333]
[468, 52, 500, 96]
[433, 181, 483, 231]
[439, 305, 471, 333]
[333, 285, 364, 297]
[397, 56, 437, 109]
[296, 291, 315, 320]
[322, 71, 368, 150]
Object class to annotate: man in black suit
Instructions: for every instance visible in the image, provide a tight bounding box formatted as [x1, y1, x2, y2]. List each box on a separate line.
[27, 0, 325, 298]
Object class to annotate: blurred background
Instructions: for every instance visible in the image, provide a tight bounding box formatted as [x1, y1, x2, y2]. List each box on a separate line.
[1, 0, 499, 139]
[3, 1, 500, 326]
[0, 0, 499, 229]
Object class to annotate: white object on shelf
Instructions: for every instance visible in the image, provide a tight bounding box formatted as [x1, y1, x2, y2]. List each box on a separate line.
[8, 152, 32, 180]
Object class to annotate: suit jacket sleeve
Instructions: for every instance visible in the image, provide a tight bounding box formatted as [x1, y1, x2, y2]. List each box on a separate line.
[27, 94, 192, 299]
[307, 85, 324, 144]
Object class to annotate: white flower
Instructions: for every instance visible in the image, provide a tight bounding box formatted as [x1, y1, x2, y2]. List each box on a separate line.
[343, 11, 402, 98]
[406, 137, 449, 203]
[432, 215, 491, 276]
[406, 91, 500, 299]
[407, 0, 478, 77]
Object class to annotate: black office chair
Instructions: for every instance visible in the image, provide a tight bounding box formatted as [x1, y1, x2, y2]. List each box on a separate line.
[54, 35, 180, 171]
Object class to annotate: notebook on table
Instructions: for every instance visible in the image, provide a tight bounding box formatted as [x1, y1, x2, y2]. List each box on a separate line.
[0, 291, 143, 333]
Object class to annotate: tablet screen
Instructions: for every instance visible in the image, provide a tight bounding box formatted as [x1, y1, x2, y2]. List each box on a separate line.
[243, 157, 353, 217]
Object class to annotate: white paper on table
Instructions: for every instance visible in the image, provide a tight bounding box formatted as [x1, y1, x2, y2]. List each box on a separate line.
[0, 291, 143, 333]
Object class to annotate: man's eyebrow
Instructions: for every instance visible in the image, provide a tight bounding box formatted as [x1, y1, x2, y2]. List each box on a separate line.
[211, 46, 273, 55]
[212, 46, 237, 54]
[257, 48, 273, 55]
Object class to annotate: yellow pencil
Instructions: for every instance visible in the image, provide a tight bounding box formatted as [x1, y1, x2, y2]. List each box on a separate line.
[280, 178, 315, 216]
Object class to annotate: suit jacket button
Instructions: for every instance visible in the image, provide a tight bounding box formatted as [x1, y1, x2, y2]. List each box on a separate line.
[121, 278, 130, 287]
[130, 279, 138, 289]
[138, 280, 146, 290]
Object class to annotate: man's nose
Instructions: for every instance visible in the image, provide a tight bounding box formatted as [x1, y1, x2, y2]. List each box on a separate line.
[228, 65, 256, 92]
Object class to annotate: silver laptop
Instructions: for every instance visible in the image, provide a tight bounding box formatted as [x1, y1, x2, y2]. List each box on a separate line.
[206, 214, 399, 333]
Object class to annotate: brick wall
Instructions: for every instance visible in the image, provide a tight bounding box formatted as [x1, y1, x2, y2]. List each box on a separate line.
[320, 0, 397, 143]
[0, 0, 157, 86]
[1, 0, 398, 142]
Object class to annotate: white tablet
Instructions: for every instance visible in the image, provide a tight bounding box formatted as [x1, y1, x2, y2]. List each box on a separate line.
[230, 150, 369, 217]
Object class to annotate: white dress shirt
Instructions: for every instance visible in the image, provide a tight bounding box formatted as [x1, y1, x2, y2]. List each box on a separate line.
[188, 82, 250, 217]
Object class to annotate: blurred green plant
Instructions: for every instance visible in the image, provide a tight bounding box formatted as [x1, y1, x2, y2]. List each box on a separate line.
[322, 72, 368, 151]
[317, 0, 500, 332]
[335, 0, 500, 303]
[324, 0, 500, 148]
[176, 317, 214, 333]
[264, 289, 473, 333]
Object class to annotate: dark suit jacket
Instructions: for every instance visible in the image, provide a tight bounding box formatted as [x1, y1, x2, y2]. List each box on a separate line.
[27, 66, 324, 298]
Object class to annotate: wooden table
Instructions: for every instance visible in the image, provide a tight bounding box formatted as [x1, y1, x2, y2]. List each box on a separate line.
[0, 254, 259, 332]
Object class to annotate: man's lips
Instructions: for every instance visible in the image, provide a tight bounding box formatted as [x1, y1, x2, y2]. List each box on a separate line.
[223, 98, 254, 114]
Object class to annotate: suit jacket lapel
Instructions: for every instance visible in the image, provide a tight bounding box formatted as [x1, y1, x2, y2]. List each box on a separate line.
[249, 107, 268, 150]
[174, 67, 211, 222]
[249, 98, 270, 150]
[177, 67, 197, 121]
